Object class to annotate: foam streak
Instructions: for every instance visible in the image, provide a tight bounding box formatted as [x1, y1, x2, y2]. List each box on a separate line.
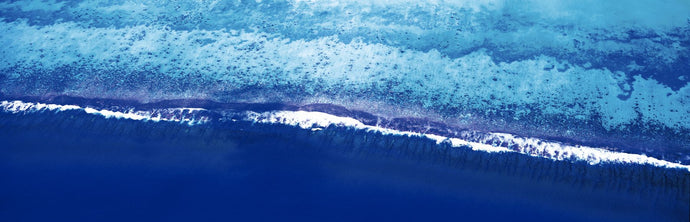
[244, 110, 690, 171]
[3, 100, 688, 171]
[0, 100, 208, 125]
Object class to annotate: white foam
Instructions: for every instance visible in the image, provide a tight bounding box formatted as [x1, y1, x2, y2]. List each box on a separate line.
[244, 110, 690, 171]
[0, 100, 209, 125]
[1, 100, 81, 112]
[3, 100, 687, 170]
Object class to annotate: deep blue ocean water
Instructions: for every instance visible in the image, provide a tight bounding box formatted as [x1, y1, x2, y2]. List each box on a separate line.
[1, 110, 687, 222]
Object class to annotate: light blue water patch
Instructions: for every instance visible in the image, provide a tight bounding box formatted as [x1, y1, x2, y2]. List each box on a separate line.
[1, 0, 688, 87]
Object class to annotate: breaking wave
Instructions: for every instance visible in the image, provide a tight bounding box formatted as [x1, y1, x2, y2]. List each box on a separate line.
[3, 99, 687, 171]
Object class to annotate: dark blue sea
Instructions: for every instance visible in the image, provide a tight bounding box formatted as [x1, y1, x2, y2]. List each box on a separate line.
[1, 0, 690, 221]
[0, 106, 687, 222]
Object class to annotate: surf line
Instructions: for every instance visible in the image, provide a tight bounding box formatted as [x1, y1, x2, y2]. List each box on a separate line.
[2, 99, 688, 171]
[244, 110, 690, 171]
[0, 100, 209, 125]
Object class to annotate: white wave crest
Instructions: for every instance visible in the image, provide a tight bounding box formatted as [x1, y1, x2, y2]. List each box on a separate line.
[3, 100, 687, 170]
[0, 100, 209, 125]
[244, 110, 690, 171]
